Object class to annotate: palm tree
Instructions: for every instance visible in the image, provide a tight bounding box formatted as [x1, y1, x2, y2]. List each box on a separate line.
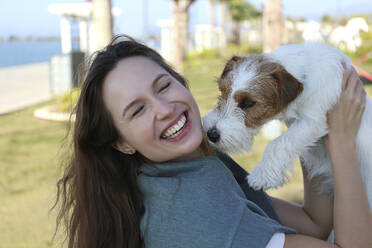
[262, 0, 283, 139]
[226, 0, 261, 45]
[263, 0, 282, 52]
[219, 0, 231, 45]
[209, 0, 216, 28]
[92, 0, 113, 51]
[172, 0, 195, 74]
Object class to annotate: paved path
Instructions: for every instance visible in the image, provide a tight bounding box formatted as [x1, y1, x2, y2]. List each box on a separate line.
[0, 62, 53, 114]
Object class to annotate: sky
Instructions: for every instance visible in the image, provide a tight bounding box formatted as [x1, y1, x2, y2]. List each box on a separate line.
[0, 0, 370, 39]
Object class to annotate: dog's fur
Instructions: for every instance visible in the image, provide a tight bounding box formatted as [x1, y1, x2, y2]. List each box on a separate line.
[203, 43, 372, 208]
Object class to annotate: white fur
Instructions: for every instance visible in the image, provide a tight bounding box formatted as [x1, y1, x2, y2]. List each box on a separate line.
[203, 99, 260, 154]
[203, 43, 372, 210]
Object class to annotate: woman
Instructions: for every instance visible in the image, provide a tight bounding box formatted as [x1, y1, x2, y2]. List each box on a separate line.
[55, 36, 372, 248]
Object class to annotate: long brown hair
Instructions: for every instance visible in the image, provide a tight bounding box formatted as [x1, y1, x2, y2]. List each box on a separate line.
[55, 36, 212, 248]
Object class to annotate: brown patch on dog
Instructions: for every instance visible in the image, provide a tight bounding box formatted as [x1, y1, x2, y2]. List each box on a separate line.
[229, 54, 303, 128]
[233, 88, 281, 128]
[220, 56, 244, 79]
[272, 70, 304, 110]
[217, 56, 245, 101]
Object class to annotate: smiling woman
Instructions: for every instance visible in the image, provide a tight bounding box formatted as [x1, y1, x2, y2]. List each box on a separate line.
[54, 35, 372, 248]
[55, 36, 213, 248]
[102, 56, 205, 162]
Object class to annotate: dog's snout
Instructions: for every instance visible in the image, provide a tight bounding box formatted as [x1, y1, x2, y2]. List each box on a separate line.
[207, 127, 220, 143]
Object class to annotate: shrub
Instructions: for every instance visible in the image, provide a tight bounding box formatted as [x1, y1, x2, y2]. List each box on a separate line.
[342, 31, 372, 59]
[56, 88, 80, 113]
[221, 43, 262, 59]
[186, 43, 263, 62]
[186, 48, 220, 60]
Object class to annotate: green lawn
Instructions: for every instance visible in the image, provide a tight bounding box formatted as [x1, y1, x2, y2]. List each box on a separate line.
[0, 102, 67, 247]
[1, 56, 371, 247]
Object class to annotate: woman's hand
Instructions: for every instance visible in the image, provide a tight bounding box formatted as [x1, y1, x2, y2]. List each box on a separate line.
[324, 63, 372, 248]
[325, 64, 366, 147]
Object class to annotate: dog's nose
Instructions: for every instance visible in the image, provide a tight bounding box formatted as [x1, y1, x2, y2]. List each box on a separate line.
[207, 127, 220, 143]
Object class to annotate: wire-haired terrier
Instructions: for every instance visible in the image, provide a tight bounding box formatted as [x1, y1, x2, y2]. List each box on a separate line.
[203, 43, 372, 208]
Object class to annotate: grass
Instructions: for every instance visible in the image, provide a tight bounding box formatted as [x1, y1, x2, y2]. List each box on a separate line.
[358, 59, 372, 75]
[1, 56, 372, 248]
[0, 102, 68, 248]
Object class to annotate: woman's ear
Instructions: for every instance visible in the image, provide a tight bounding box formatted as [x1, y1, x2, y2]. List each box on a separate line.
[113, 140, 136, 155]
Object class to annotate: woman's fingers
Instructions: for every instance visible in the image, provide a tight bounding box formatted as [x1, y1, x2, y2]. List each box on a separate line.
[352, 74, 366, 106]
[341, 62, 352, 90]
[327, 64, 366, 140]
[341, 66, 364, 105]
[357, 80, 367, 112]
[349, 67, 361, 92]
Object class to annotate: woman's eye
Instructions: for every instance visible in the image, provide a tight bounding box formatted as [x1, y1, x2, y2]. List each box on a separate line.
[132, 105, 144, 117]
[158, 82, 171, 92]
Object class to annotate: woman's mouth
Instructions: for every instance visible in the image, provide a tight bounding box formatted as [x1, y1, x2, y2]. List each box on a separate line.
[160, 112, 190, 141]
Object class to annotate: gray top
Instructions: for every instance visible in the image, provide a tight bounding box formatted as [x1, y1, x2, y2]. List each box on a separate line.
[138, 155, 295, 248]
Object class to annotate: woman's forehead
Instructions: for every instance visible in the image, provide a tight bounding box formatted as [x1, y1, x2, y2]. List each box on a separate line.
[105, 57, 167, 89]
[117, 56, 165, 77]
[102, 57, 169, 114]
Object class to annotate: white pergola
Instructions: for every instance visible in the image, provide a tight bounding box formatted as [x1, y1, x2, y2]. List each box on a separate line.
[48, 2, 121, 54]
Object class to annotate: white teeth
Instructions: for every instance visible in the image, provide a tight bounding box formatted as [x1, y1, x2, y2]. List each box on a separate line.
[162, 114, 187, 139]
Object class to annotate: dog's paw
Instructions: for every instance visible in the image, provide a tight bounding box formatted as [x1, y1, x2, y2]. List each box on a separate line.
[247, 162, 287, 191]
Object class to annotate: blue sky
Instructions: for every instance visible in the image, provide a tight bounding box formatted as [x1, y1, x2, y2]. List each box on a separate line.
[0, 0, 370, 38]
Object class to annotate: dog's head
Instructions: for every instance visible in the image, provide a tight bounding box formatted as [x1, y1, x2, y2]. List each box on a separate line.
[203, 54, 303, 153]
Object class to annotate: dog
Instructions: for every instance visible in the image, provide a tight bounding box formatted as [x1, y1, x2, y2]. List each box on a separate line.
[203, 43, 372, 208]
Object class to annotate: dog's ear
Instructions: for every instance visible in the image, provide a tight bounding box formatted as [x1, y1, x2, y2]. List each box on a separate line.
[220, 56, 244, 79]
[272, 70, 303, 110]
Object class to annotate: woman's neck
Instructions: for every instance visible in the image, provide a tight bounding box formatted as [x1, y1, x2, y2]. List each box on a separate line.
[170, 147, 206, 163]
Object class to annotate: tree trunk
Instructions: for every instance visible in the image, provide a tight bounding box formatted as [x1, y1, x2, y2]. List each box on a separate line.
[231, 21, 241, 45]
[263, 0, 282, 53]
[172, 0, 194, 74]
[219, 0, 230, 46]
[262, 0, 283, 140]
[92, 0, 113, 52]
[209, 0, 216, 28]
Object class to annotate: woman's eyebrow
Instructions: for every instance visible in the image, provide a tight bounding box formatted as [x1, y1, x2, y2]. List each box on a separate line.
[122, 73, 168, 118]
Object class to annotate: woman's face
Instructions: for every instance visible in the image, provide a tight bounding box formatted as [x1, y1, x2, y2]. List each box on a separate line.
[102, 56, 204, 162]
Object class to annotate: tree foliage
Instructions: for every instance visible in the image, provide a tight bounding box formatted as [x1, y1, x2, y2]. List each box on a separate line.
[227, 0, 261, 22]
[321, 15, 334, 24]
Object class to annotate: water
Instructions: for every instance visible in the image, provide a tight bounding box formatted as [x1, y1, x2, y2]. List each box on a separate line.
[0, 41, 62, 68]
[0, 40, 160, 68]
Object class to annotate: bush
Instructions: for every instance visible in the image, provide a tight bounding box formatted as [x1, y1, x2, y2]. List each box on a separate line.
[221, 43, 262, 59]
[56, 88, 80, 113]
[186, 43, 263, 62]
[342, 31, 372, 59]
[186, 48, 220, 60]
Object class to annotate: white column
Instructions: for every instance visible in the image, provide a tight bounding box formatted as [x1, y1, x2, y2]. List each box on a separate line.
[194, 25, 204, 51]
[195, 24, 222, 51]
[157, 20, 173, 62]
[91, 0, 113, 52]
[60, 16, 72, 54]
[88, 19, 97, 55]
[79, 19, 89, 53]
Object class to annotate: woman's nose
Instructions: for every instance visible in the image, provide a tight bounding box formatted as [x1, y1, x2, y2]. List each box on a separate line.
[154, 98, 174, 120]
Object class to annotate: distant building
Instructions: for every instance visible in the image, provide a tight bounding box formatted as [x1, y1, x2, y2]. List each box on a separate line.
[329, 17, 369, 52]
[281, 16, 370, 53]
[302, 20, 324, 42]
[240, 20, 262, 45]
[48, 2, 121, 55]
[194, 24, 226, 51]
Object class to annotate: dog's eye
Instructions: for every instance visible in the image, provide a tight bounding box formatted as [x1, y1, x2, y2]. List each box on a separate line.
[238, 99, 256, 109]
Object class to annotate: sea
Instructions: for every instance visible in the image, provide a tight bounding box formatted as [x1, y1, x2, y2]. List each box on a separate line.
[0, 41, 65, 68]
[0, 40, 160, 68]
